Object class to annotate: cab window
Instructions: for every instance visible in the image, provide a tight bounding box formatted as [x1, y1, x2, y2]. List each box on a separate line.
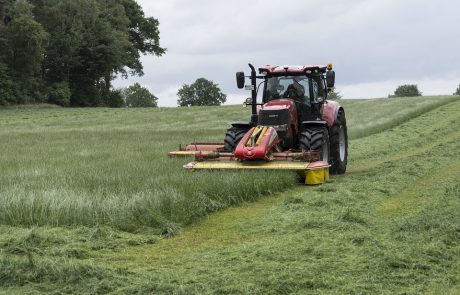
[264, 76, 310, 102]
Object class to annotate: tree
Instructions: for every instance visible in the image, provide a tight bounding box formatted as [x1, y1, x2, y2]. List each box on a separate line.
[47, 81, 71, 106]
[116, 0, 166, 76]
[0, 63, 17, 105]
[453, 84, 460, 95]
[29, 0, 164, 107]
[122, 83, 158, 107]
[34, 0, 132, 106]
[327, 87, 342, 100]
[106, 89, 125, 108]
[0, 0, 14, 28]
[391, 84, 422, 97]
[0, 1, 16, 105]
[0, 0, 165, 107]
[177, 78, 227, 107]
[1, 0, 48, 103]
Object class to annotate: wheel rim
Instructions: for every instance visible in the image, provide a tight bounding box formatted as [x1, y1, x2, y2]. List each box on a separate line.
[338, 126, 346, 161]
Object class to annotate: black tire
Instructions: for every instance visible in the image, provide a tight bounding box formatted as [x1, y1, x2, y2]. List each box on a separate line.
[329, 110, 348, 174]
[224, 127, 249, 151]
[298, 127, 330, 163]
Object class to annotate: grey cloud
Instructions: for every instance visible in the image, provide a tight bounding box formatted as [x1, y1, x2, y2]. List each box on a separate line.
[115, 0, 460, 106]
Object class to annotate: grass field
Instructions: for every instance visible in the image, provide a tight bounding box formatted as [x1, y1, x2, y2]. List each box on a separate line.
[0, 95, 459, 293]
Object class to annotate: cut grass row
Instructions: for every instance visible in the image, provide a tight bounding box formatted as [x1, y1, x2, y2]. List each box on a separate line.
[1, 98, 459, 294]
[0, 95, 457, 232]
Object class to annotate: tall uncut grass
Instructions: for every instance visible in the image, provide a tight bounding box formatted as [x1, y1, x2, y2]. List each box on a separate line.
[0, 106, 295, 232]
[0, 95, 457, 231]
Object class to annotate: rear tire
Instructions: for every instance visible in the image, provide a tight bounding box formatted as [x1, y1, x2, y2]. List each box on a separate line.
[298, 127, 330, 163]
[224, 127, 248, 151]
[330, 110, 348, 174]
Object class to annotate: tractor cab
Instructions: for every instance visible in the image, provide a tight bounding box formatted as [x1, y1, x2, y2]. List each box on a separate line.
[237, 65, 334, 149]
[262, 74, 325, 129]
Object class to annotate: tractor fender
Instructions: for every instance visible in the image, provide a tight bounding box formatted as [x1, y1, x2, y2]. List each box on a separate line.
[230, 121, 252, 129]
[301, 120, 328, 129]
[321, 101, 343, 128]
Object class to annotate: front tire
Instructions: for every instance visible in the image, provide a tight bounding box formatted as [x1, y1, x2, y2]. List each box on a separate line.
[298, 127, 330, 163]
[329, 110, 348, 174]
[224, 127, 248, 151]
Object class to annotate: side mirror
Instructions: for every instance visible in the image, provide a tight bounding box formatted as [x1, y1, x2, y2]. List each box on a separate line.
[326, 70, 335, 88]
[236, 72, 245, 89]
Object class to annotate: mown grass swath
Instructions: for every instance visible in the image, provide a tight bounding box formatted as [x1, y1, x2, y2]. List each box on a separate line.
[342, 94, 459, 138]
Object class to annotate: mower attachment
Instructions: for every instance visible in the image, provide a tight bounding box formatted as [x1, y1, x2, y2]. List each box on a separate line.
[168, 141, 330, 185]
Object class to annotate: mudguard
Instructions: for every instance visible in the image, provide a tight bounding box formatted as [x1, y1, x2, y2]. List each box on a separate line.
[321, 100, 344, 127]
[230, 121, 252, 129]
[301, 120, 328, 129]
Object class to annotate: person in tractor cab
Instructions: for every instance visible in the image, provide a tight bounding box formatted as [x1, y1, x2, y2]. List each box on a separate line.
[283, 83, 305, 100]
[284, 78, 312, 123]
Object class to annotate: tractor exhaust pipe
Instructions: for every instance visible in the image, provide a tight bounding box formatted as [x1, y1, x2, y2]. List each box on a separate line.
[248, 63, 258, 126]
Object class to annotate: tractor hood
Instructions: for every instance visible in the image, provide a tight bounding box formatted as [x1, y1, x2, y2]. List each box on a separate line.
[261, 98, 295, 111]
[257, 99, 297, 131]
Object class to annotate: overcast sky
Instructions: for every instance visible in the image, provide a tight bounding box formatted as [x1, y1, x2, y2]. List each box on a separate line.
[114, 0, 460, 106]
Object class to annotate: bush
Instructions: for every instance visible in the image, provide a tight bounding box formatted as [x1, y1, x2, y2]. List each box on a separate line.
[107, 89, 125, 108]
[391, 84, 422, 97]
[453, 84, 460, 95]
[123, 83, 158, 107]
[47, 81, 71, 106]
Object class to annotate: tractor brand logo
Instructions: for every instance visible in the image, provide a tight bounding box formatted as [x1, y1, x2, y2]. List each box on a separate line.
[269, 115, 279, 118]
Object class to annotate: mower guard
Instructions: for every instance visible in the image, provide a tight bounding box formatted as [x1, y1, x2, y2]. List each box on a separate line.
[184, 160, 329, 185]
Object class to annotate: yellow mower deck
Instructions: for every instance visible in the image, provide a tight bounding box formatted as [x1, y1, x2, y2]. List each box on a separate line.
[184, 161, 330, 185]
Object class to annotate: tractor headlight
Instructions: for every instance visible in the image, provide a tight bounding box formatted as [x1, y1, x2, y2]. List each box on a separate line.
[273, 124, 288, 132]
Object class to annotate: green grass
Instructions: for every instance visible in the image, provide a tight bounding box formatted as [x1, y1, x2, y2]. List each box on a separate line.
[0, 106, 296, 232]
[0, 95, 456, 231]
[0, 95, 459, 293]
[340, 94, 459, 138]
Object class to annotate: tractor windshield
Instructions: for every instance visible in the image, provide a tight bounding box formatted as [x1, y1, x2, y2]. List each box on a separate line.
[264, 76, 311, 103]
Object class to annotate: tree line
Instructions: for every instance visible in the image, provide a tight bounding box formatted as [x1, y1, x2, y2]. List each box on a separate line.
[0, 0, 165, 107]
[390, 84, 459, 97]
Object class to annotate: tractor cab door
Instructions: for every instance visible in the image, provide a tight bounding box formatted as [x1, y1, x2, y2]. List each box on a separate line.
[301, 78, 324, 121]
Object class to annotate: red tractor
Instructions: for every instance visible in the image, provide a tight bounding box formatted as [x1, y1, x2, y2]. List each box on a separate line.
[169, 63, 348, 184]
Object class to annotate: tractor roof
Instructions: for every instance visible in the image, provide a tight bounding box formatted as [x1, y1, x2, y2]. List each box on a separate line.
[258, 65, 330, 76]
